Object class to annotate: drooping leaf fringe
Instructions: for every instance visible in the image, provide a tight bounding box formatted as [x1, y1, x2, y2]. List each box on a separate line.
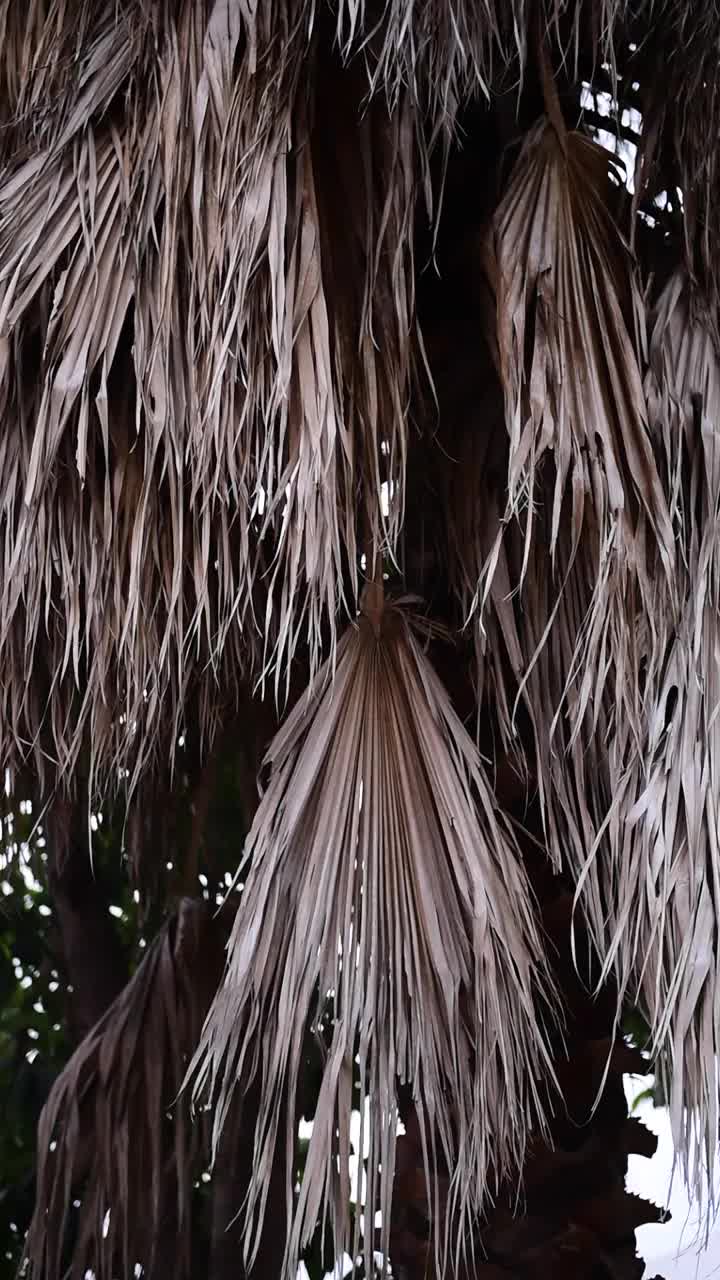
[468, 130, 720, 1221]
[593, 273, 720, 1217]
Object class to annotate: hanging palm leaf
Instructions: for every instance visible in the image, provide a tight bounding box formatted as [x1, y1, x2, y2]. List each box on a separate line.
[192, 597, 554, 1278]
[589, 272, 720, 1213]
[25, 898, 225, 1280]
[473, 117, 674, 909]
[489, 116, 672, 580]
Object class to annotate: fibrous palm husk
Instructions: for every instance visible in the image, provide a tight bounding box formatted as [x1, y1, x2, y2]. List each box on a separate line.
[192, 600, 554, 1279]
[25, 898, 224, 1280]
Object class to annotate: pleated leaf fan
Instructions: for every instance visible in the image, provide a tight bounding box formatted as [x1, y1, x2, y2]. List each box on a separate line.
[193, 589, 554, 1277]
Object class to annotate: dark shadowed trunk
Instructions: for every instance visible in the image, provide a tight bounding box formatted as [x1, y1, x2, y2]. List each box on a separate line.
[47, 800, 127, 1041]
[209, 1086, 288, 1280]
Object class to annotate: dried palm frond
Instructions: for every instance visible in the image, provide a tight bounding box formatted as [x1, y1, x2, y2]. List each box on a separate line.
[0, 4, 258, 800]
[24, 898, 225, 1280]
[192, 598, 555, 1279]
[0, 3, 422, 803]
[335, 0, 509, 113]
[590, 272, 720, 1214]
[472, 117, 673, 887]
[0, 0, 142, 162]
[333, 0, 634, 117]
[489, 117, 671, 578]
[0, 0, 710, 816]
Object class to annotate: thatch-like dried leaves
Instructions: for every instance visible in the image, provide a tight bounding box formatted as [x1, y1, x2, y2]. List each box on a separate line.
[25, 898, 224, 1280]
[0, 2, 418, 801]
[0, 1, 699, 807]
[193, 603, 554, 1278]
[594, 273, 720, 1212]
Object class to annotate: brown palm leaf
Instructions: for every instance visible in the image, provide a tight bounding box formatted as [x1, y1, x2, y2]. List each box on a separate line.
[0, 3, 424, 802]
[192, 599, 555, 1279]
[594, 272, 720, 1212]
[471, 119, 674, 904]
[488, 117, 672, 577]
[24, 897, 225, 1280]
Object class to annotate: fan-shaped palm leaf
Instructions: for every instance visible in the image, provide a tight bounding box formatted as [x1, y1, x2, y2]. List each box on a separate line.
[473, 119, 674, 911]
[192, 599, 554, 1279]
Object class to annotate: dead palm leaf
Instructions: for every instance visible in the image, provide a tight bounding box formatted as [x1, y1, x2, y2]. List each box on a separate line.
[488, 117, 672, 580]
[192, 598, 555, 1279]
[0, 3, 423, 803]
[589, 272, 720, 1216]
[24, 897, 225, 1280]
[471, 118, 674, 902]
